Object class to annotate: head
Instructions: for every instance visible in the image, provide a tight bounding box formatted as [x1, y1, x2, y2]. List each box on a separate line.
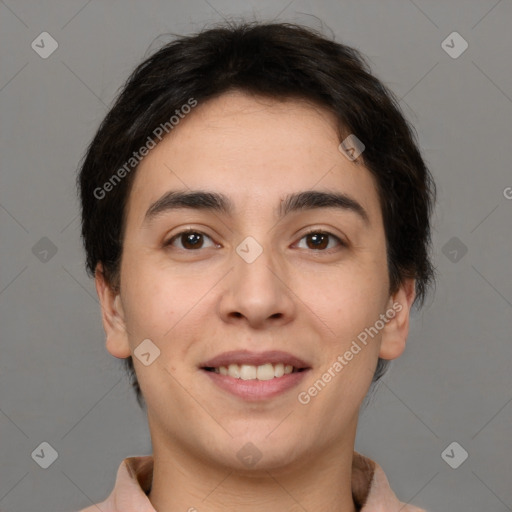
[78, 21, 435, 467]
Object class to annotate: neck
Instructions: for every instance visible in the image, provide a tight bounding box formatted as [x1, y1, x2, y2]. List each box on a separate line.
[147, 426, 358, 512]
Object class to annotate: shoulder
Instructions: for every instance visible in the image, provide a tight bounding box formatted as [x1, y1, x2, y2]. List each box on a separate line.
[354, 452, 428, 512]
[74, 455, 155, 512]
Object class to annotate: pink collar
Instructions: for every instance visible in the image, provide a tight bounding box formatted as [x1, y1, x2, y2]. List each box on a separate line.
[79, 451, 426, 511]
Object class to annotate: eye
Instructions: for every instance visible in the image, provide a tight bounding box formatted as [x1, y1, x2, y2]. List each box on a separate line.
[164, 229, 217, 250]
[164, 229, 345, 252]
[295, 230, 345, 251]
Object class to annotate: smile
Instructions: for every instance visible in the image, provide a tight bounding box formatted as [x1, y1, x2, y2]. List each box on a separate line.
[203, 362, 306, 380]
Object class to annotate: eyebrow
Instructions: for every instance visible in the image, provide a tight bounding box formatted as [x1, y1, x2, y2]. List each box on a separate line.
[143, 189, 370, 225]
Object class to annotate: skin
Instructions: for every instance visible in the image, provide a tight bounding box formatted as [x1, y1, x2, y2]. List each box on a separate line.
[95, 90, 416, 512]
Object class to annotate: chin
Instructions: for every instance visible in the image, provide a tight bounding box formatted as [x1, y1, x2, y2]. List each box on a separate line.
[209, 429, 307, 472]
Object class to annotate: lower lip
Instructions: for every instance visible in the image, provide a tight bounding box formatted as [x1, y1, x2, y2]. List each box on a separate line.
[201, 368, 311, 401]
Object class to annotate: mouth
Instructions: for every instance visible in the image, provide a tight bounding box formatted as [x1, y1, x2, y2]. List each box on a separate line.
[199, 350, 311, 401]
[202, 363, 308, 380]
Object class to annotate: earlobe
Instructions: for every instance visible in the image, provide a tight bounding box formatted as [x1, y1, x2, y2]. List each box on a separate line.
[378, 279, 416, 360]
[94, 263, 131, 359]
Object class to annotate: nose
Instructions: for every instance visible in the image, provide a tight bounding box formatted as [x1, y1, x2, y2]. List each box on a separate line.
[218, 238, 296, 329]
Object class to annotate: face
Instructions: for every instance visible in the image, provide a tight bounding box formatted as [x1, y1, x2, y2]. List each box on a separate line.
[96, 90, 415, 471]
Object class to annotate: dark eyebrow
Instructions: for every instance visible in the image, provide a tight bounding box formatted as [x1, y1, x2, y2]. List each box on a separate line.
[144, 190, 234, 223]
[279, 190, 369, 224]
[143, 189, 369, 225]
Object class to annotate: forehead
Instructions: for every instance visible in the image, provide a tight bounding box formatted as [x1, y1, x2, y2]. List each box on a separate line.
[126, 90, 382, 226]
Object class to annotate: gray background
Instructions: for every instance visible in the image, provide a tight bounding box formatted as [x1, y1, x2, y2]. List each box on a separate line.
[1, 1, 511, 511]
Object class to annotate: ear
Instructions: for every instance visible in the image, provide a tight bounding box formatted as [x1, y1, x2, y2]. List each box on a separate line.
[95, 263, 131, 359]
[379, 278, 416, 360]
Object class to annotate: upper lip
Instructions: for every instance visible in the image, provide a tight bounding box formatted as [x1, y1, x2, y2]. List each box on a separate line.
[200, 350, 311, 369]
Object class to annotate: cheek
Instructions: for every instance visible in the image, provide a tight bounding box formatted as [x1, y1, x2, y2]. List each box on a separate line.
[300, 271, 386, 408]
[291, 259, 388, 344]
[119, 253, 214, 359]
[119, 255, 179, 337]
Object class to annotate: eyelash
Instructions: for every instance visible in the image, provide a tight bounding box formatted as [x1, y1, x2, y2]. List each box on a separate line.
[164, 228, 346, 252]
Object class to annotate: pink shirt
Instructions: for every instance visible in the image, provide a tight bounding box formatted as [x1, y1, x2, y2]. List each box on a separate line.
[77, 451, 427, 511]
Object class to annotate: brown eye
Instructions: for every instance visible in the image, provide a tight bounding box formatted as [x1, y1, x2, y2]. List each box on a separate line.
[165, 230, 216, 250]
[296, 231, 345, 251]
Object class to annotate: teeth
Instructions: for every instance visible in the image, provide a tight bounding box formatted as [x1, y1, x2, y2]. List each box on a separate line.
[240, 364, 257, 380]
[257, 363, 275, 381]
[228, 364, 240, 378]
[212, 362, 300, 380]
